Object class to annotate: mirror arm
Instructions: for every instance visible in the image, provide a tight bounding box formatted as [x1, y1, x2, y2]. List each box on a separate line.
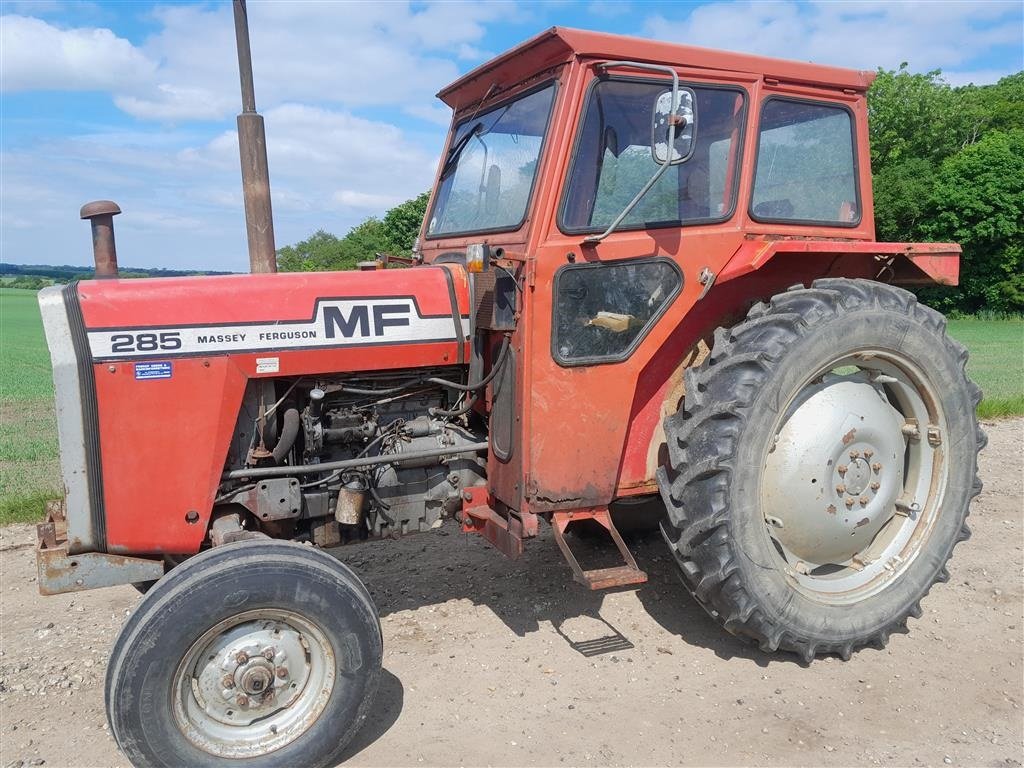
[584, 61, 679, 244]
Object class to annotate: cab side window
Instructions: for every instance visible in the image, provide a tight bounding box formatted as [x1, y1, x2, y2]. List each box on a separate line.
[751, 99, 859, 225]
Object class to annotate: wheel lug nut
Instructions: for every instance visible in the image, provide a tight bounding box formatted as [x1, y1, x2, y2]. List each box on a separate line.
[870, 481, 880, 492]
[871, 462, 882, 473]
[836, 484, 846, 495]
[276, 665, 289, 679]
[222, 675, 234, 689]
[262, 647, 276, 661]
[845, 498, 855, 509]
[863, 449, 873, 459]
[235, 651, 249, 664]
[236, 694, 249, 707]
[849, 450, 860, 459]
[837, 464, 848, 475]
[859, 496, 869, 506]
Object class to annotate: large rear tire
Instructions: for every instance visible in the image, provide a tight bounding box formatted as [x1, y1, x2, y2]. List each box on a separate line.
[657, 279, 985, 661]
[105, 539, 382, 767]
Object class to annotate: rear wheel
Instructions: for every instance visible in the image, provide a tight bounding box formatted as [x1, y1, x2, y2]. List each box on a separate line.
[657, 279, 985, 661]
[106, 539, 381, 767]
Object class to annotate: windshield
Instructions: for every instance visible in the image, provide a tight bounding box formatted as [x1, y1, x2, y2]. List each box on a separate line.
[427, 84, 556, 237]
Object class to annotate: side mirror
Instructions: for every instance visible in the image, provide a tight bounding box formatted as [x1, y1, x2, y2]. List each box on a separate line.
[652, 88, 696, 164]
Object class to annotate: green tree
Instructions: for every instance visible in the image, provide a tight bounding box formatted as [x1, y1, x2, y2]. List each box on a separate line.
[277, 193, 430, 272]
[277, 221, 388, 272]
[920, 130, 1024, 312]
[868, 67, 1023, 313]
[380, 192, 430, 255]
[868, 65, 958, 171]
[872, 157, 937, 242]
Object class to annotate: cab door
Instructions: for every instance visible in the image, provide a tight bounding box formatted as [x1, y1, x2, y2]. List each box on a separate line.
[519, 68, 751, 513]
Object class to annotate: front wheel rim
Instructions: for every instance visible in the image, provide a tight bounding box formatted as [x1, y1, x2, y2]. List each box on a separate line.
[172, 608, 336, 759]
[760, 350, 948, 605]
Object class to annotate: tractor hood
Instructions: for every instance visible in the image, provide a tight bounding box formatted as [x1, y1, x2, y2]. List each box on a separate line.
[60, 265, 471, 365]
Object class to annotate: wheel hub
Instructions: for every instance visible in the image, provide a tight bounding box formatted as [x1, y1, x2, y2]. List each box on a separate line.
[192, 623, 309, 727]
[841, 456, 872, 495]
[174, 610, 336, 760]
[763, 375, 906, 569]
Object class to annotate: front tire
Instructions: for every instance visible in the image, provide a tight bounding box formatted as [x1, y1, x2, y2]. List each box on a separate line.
[105, 540, 382, 767]
[657, 279, 985, 661]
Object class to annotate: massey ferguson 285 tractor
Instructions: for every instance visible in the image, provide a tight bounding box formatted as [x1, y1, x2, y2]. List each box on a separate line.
[35, 24, 983, 768]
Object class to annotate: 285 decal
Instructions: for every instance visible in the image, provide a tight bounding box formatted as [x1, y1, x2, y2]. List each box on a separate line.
[109, 332, 183, 353]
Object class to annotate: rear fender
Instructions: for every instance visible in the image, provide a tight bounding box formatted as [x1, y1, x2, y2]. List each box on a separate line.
[716, 239, 960, 287]
[620, 242, 959, 493]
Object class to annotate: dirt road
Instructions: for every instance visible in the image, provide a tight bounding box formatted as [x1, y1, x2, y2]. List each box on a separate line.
[1, 419, 1021, 768]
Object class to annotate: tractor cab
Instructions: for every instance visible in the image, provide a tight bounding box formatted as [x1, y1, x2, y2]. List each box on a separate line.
[416, 28, 911, 557]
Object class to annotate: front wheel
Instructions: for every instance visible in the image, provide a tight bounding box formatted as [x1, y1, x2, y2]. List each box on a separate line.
[105, 540, 382, 767]
[657, 279, 985, 661]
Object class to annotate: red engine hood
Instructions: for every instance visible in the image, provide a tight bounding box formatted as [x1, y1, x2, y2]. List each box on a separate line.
[76, 264, 471, 371]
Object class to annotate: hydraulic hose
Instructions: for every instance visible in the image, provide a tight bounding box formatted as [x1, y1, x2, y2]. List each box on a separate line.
[429, 392, 478, 418]
[271, 407, 300, 463]
[426, 334, 511, 392]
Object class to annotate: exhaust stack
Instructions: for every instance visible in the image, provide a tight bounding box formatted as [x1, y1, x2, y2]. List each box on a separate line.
[80, 200, 121, 279]
[233, 0, 277, 273]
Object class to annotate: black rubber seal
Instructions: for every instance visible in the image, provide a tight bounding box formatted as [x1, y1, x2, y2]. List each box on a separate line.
[437, 265, 466, 365]
[63, 282, 107, 552]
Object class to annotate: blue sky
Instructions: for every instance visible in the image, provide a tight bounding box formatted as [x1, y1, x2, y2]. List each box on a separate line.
[2, 0, 1022, 271]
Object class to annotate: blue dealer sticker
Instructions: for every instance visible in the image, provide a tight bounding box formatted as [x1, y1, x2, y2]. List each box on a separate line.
[134, 361, 173, 380]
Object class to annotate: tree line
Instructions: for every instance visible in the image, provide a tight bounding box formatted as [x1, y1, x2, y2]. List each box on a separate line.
[278, 67, 1022, 313]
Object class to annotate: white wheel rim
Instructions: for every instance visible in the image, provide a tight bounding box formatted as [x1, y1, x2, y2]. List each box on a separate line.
[760, 350, 948, 604]
[172, 609, 336, 759]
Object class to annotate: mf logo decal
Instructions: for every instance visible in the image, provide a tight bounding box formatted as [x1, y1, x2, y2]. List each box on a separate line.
[323, 303, 410, 338]
[87, 297, 466, 360]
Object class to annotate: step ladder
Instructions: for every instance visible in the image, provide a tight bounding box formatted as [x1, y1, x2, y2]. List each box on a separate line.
[551, 508, 647, 590]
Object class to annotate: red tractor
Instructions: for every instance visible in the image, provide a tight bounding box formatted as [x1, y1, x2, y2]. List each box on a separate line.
[36, 26, 983, 768]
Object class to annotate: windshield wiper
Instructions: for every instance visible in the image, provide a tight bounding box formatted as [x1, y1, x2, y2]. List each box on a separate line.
[440, 121, 484, 179]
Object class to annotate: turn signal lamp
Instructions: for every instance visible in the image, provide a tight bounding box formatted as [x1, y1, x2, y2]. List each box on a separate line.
[466, 243, 490, 273]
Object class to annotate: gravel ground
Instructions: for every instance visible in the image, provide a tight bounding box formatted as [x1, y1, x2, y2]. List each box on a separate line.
[1, 418, 1021, 768]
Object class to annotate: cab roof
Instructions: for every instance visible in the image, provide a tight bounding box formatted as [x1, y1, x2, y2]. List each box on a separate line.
[437, 26, 875, 111]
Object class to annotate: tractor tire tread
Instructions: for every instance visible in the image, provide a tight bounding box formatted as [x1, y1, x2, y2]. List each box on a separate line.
[658, 278, 985, 661]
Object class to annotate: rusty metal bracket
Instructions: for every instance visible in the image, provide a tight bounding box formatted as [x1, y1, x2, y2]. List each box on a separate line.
[224, 477, 301, 522]
[460, 487, 527, 559]
[36, 500, 163, 595]
[550, 509, 648, 590]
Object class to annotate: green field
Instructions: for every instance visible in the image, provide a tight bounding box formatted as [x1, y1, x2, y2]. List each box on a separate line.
[0, 287, 1021, 525]
[947, 318, 1024, 418]
[1, 288, 61, 525]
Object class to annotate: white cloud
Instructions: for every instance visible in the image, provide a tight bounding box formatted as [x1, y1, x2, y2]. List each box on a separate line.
[0, 100, 440, 271]
[0, 14, 155, 91]
[402, 103, 453, 127]
[2, 2, 520, 121]
[643, 0, 1023, 79]
[2, 2, 518, 270]
[332, 190, 406, 211]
